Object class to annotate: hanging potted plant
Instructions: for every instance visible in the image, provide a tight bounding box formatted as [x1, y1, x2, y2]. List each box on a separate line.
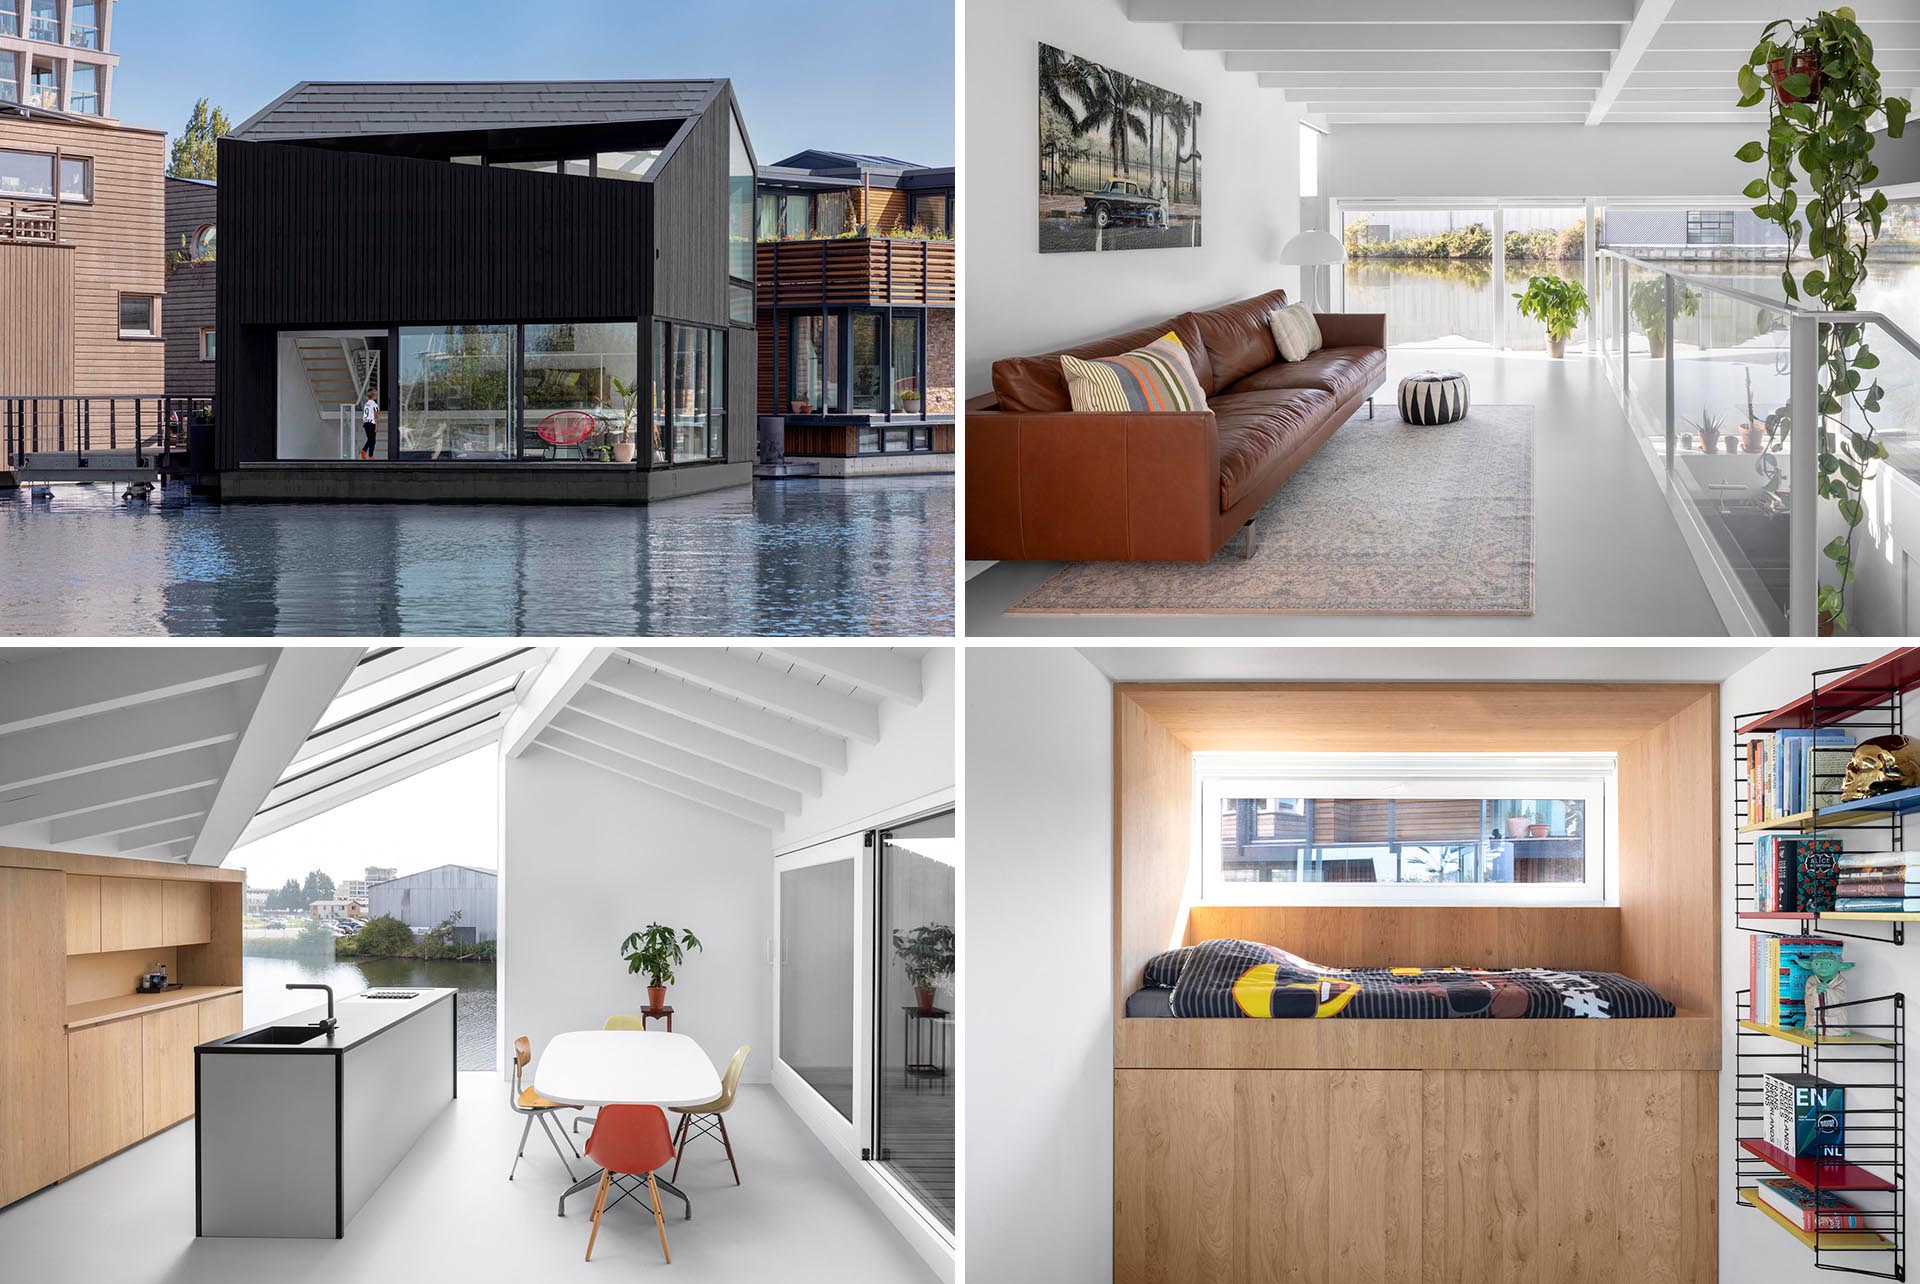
[1737, 7, 1910, 633]
[1510, 274, 1590, 358]
[891, 922, 955, 1014]
[620, 923, 703, 1010]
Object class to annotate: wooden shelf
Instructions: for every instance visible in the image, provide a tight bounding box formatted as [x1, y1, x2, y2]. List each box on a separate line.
[64, 984, 242, 1031]
[1737, 647, 1920, 733]
[1737, 804, 1894, 834]
[1737, 1188, 1891, 1250]
[1739, 1138, 1896, 1192]
[1738, 1019, 1895, 1048]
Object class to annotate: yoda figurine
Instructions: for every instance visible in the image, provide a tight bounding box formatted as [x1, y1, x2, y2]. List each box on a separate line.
[1803, 951, 1856, 1038]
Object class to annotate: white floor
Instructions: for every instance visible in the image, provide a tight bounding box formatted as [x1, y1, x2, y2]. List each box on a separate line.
[0, 1078, 938, 1283]
[966, 348, 1729, 636]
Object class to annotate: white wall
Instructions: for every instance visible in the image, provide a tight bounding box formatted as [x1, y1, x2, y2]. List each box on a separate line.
[965, 0, 1305, 392]
[1322, 123, 1758, 203]
[501, 748, 774, 1084]
[1718, 644, 1912, 1284]
[964, 647, 1115, 1284]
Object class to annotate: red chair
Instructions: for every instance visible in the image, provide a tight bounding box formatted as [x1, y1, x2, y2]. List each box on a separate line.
[536, 410, 596, 460]
[583, 1104, 677, 1264]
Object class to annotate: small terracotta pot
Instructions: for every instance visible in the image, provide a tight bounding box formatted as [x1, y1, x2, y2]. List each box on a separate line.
[1768, 49, 1823, 105]
[1528, 823, 1551, 839]
[915, 986, 937, 1014]
[612, 441, 636, 463]
[647, 985, 667, 1010]
[1700, 430, 1720, 454]
[1741, 423, 1766, 453]
[1505, 817, 1531, 839]
[1819, 610, 1837, 638]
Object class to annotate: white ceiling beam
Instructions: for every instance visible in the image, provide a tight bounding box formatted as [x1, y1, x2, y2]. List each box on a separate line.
[1228, 50, 1612, 72]
[190, 648, 363, 865]
[0, 693, 245, 794]
[1322, 113, 1596, 124]
[566, 687, 823, 796]
[619, 649, 879, 743]
[586, 662, 847, 772]
[114, 817, 208, 857]
[1288, 85, 1600, 102]
[761, 649, 924, 706]
[1589, 0, 1680, 126]
[0, 747, 226, 829]
[1652, 22, 1920, 52]
[1184, 23, 1625, 51]
[1614, 85, 1747, 100]
[335, 647, 455, 696]
[530, 735, 782, 831]
[237, 721, 500, 848]
[1136, 0, 1628, 19]
[502, 647, 612, 760]
[0, 648, 274, 739]
[263, 695, 513, 810]
[1639, 48, 1920, 70]
[122, 837, 194, 862]
[49, 788, 214, 845]
[1257, 72, 1606, 88]
[542, 710, 803, 815]
[295, 648, 544, 763]
[1666, 0, 1916, 21]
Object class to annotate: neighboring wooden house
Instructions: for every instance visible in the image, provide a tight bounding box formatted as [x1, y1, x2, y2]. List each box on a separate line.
[162, 174, 215, 395]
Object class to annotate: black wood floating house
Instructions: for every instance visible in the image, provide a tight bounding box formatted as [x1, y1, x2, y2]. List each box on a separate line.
[215, 80, 757, 503]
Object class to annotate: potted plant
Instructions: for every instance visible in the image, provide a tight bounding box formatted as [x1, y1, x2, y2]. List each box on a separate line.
[1739, 368, 1767, 452]
[1510, 274, 1590, 358]
[790, 397, 812, 415]
[1737, 7, 1910, 633]
[1528, 820, 1551, 839]
[1505, 811, 1533, 839]
[620, 923, 703, 1010]
[891, 922, 955, 1014]
[1627, 278, 1700, 358]
[605, 375, 641, 464]
[1684, 409, 1725, 454]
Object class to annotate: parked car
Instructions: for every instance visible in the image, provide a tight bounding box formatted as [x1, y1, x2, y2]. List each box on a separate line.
[332, 919, 361, 937]
[1083, 179, 1166, 229]
[266, 917, 286, 930]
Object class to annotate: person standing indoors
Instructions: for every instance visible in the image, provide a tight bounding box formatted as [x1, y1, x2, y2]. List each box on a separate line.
[360, 389, 380, 460]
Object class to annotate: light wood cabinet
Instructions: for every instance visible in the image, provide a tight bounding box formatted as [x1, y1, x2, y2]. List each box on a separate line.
[0, 868, 69, 1207]
[99, 877, 165, 952]
[142, 1006, 198, 1133]
[67, 1020, 143, 1171]
[64, 874, 100, 954]
[162, 880, 211, 946]
[199, 993, 245, 1044]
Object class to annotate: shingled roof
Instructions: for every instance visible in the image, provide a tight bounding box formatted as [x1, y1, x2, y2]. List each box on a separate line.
[231, 80, 726, 142]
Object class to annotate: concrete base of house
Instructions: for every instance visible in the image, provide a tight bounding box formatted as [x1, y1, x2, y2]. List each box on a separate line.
[788, 454, 955, 478]
[0, 469, 15, 490]
[218, 460, 752, 504]
[754, 461, 822, 480]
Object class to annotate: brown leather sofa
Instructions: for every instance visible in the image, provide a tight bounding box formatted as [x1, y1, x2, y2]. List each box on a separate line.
[967, 288, 1387, 562]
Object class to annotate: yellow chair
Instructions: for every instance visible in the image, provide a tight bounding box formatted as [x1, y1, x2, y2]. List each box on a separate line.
[573, 1014, 647, 1134]
[670, 1045, 750, 1184]
[509, 1035, 580, 1181]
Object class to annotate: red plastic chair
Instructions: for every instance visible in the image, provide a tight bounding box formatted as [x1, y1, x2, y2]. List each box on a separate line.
[536, 410, 596, 460]
[583, 1104, 677, 1264]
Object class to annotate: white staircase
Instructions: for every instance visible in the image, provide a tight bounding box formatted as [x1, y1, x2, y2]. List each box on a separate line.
[296, 339, 387, 457]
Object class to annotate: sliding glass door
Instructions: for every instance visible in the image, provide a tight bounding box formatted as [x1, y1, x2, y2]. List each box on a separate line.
[778, 850, 856, 1121]
[1340, 206, 1497, 348]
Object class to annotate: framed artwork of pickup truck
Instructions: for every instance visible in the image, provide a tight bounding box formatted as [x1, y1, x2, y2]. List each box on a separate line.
[1038, 42, 1202, 253]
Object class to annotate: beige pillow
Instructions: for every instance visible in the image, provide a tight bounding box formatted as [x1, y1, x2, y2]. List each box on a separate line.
[1269, 301, 1321, 362]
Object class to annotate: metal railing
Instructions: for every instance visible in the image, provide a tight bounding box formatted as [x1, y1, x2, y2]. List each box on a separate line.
[1597, 249, 1920, 636]
[3, 395, 212, 471]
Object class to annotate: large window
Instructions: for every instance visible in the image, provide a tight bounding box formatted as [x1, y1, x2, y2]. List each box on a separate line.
[595, 149, 658, 181]
[890, 314, 921, 412]
[818, 190, 851, 236]
[790, 314, 839, 413]
[1685, 209, 1735, 246]
[779, 852, 856, 1120]
[1341, 206, 1498, 348]
[68, 0, 97, 48]
[69, 63, 98, 115]
[26, 56, 56, 108]
[0, 1, 17, 38]
[1198, 753, 1614, 904]
[727, 108, 755, 324]
[521, 322, 638, 458]
[850, 313, 885, 412]
[650, 320, 726, 465]
[0, 51, 16, 103]
[0, 147, 51, 197]
[780, 193, 811, 239]
[876, 808, 955, 1233]
[397, 325, 515, 460]
[27, 0, 53, 41]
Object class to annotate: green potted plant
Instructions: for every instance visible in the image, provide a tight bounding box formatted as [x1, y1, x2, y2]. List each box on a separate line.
[620, 923, 703, 1010]
[1511, 274, 1590, 358]
[1736, 6, 1910, 633]
[1683, 409, 1725, 454]
[891, 922, 955, 1014]
[605, 374, 641, 464]
[1627, 278, 1700, 358]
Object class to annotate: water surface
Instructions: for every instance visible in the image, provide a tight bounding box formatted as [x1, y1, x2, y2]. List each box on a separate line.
[242, 952, 497, 1070]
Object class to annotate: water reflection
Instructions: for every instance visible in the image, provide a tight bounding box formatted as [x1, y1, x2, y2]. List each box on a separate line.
[0, 477, 954, 636]
[242, 952, 497, 1070]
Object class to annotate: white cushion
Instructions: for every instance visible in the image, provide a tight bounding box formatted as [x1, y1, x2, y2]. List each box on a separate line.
[1268, 302, 1320, 363]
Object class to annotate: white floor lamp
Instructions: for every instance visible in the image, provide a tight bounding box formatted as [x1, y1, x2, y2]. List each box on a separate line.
[1279, 229, 1348, 311]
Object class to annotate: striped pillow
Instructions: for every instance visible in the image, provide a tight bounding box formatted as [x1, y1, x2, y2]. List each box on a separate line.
[1059, 332, 1209, 413]
[1269, 302, 1321, 362]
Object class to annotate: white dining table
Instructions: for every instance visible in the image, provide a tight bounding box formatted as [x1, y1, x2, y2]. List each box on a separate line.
[534, 1030, 722, 1221]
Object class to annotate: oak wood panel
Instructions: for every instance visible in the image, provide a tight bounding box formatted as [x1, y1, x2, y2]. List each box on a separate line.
[162, 879, 211, 945]
[0, 868, 70, 1205]
[198, 992, 245, 1043]
[64, 873, 100, 954]
[141, 1005, 198, 1131]
[177, 881, 243, 988]
[98, 876, 164, 952]
[0, 846, 243, 881]
[1116, 1013, 1720, 1072]
[1330, 1071, 1423, 1284]
[1422, 1070, 1541, 1284]
[66, 946, 181, 1005]
[66, 1018, 143, 1170]
[1240, 1070, 1331, 1283]
[1115, 690, 1196, 1029]
[1115, 1070, 1237, 1283]
[65, 983, 241, 1030]
[1184, 906, 1621, 973]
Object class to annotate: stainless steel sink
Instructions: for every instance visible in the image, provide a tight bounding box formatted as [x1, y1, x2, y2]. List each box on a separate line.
[228, 1025, 329, 1046]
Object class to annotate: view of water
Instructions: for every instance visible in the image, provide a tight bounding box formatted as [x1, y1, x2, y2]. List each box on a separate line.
[0, 476, 953, 637]
[242, 952, 497, 1071]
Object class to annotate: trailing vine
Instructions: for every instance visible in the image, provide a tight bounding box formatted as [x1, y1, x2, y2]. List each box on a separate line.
[1736, 7, 1908, 631]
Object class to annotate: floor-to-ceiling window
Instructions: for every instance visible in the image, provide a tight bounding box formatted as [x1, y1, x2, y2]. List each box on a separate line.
[1501, 204, 1589, 351]
[779, 849, 857, 1120]
[397, 325, 515, 460]
[651, 320, 727, 465]
[521, 322, 638, 459]
[1340, 206, 1497, 348]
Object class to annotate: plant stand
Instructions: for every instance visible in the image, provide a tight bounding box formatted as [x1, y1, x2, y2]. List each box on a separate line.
[902, 1005, 950, 1094]
[640, 1005, 673, 1033]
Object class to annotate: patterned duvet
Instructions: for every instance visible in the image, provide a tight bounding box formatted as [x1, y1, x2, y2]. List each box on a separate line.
[1144, 938, 1676, 1020]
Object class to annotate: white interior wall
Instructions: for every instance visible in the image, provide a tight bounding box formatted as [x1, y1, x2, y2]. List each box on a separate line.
[500, 747, 774, 1085]
[276, 335, 334, 459]
[964, 647, 1115, 1284]
[1717, 643, 1912, 1284]
[964, 0, 1304, 393]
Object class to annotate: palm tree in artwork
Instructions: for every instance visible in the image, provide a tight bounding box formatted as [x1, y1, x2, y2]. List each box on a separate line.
[1076, 65, 1149, 186]
[1164, 97, 1192, 203]
[1040, 43, 1086, 129]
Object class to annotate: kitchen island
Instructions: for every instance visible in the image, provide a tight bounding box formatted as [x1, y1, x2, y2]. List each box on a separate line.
[196, 986, 456, 1238]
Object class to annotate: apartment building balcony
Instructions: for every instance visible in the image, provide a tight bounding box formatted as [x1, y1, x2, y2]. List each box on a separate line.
[755, 235, 955, 310]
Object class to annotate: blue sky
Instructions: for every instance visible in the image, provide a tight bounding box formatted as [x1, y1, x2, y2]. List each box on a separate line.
[112, 0, 954, 168]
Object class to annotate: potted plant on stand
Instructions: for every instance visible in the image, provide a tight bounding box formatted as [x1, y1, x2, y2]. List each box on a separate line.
[1511, 274, 1590, 358]
[891, 922, 955, 1014]
[620, 923, 703, 1010]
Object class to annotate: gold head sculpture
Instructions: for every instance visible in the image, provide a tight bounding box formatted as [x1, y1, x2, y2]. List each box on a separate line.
[1840, 735, 1920, 802]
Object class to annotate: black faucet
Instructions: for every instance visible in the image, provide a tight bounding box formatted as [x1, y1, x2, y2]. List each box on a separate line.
[286, 983, 338, 1035]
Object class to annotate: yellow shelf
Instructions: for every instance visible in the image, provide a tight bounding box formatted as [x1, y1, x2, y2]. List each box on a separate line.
[1737, 1189, 1891, 1250]
[1820, 911, 1920, 922]
[1738, 807, 1890, 834]
[1738, 1019, 1895, 1048]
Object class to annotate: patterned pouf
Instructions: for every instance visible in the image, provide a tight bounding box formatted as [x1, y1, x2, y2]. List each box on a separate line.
[1398, 370, 1470, 425]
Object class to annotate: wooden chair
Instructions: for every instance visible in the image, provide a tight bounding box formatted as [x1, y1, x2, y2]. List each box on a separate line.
[584, 1104, 677, 1264]
[670, 1045, 750, 1184]
[509, 1035, 581, 1181]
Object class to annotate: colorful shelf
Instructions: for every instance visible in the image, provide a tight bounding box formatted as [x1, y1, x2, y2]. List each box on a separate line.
[1739, 1138, 1897, 1193]
[1739, 911, 1920, 925]
[1738, 1019, 1895, 1048]
[1738, 646, 1920, 733]
[1737, 1189, 1893, 1251]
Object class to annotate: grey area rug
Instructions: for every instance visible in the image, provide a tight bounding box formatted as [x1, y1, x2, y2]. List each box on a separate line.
[1006, 403, 1535, 615]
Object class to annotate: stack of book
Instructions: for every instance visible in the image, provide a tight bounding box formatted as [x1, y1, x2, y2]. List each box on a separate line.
[1749, 935, 1844, 1028]
[1746, 728, 1854, 824]
[1750, 1180, 1870, 1234]
[1754, 835, 1841, 912]
[1835, 852, 1920, 912]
